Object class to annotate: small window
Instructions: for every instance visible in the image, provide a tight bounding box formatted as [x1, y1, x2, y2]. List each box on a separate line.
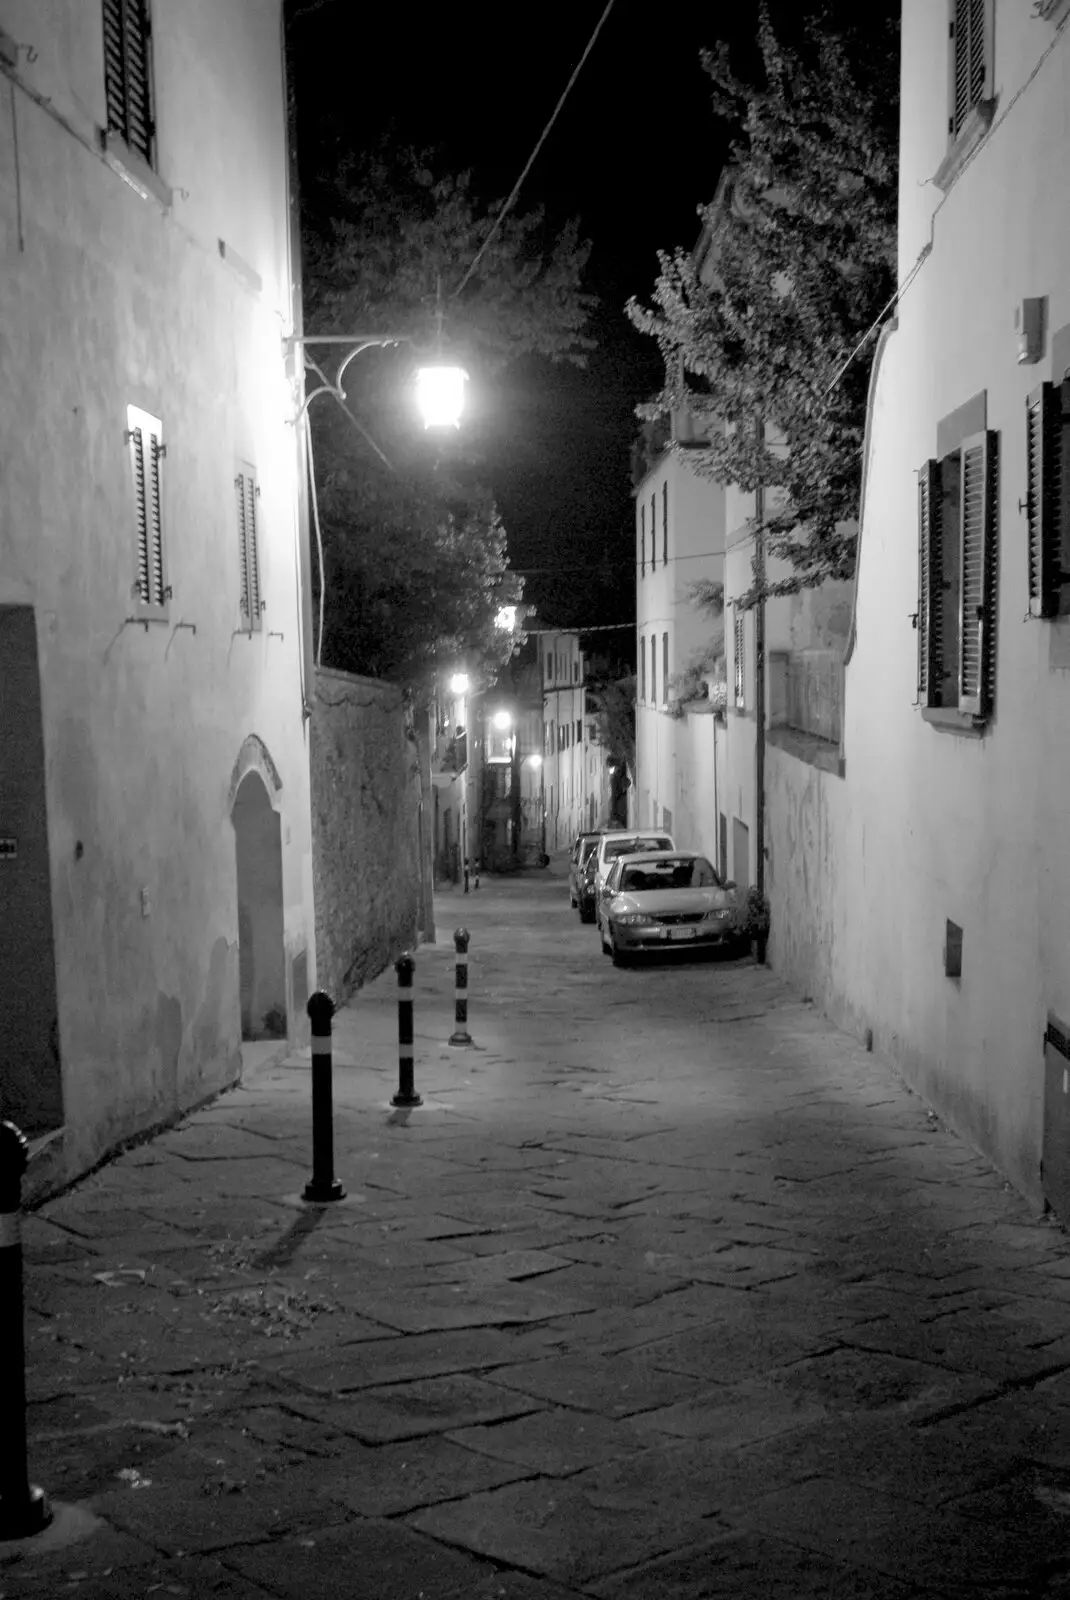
[545, 655, 552, 682]
[103, 0, 156, 167]
[126, 405, 168, 612]
[949, 0, 990, 142]
[640, 503, 646, 577]
[917, 430, 998, 716]
[662, 481, 668, 564]
[576, 718, 582, 744]
[1025, 380, 1070, 618]
[640, 635, 646, 701]
[650, 495, 657, 570]
[573, 660, 579, 682]
[734, 613, 745, 708]
[662, 632, 668, 703]
[235, 465, 263, 632]
[650, 635, 657, 705]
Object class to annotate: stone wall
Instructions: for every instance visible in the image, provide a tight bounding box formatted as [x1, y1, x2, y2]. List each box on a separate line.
[311, 669, 421, 1002]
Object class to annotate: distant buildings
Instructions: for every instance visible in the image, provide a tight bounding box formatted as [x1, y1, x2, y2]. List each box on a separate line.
[0, 1, 314, 1191]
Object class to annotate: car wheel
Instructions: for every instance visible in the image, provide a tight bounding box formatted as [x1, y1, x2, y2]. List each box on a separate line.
[569, 892, 577, 908]
[601, 923, 613, 957]
[611, 938, 630, 968]
[579, 903, 595, 924]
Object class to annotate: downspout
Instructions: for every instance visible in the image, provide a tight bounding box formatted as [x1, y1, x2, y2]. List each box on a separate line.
[753, 412, 767, 964]
[280, 8, 314, 721]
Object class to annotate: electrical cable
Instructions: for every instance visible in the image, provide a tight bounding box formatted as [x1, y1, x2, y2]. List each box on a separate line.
[304, 411, 327, 670]
[452, 0, 617, 300]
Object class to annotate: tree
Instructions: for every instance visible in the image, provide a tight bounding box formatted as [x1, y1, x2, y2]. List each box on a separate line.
[627, 5, 898, 600]
[301, 143, 595, 688]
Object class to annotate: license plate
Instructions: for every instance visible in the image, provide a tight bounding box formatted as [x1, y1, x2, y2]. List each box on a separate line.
[669, 926, 697, 941]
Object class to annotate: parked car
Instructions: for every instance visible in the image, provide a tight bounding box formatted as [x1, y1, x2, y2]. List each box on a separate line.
[597, 850, 745, 965]
[568, 832, 604, 915]
[591, 830, 675, 927]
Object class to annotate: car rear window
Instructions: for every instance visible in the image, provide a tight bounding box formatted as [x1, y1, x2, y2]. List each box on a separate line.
[605, 835, 672, 861]
[620, 857, 718, 892]
[580, 837, 600, 865]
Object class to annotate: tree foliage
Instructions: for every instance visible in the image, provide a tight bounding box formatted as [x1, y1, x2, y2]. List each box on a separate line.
[627, 5, 898, 598]
[301, 144, 595, 688]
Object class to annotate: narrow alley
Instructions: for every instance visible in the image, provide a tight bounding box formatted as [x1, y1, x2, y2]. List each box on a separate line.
[6, 864, 1070, 1598]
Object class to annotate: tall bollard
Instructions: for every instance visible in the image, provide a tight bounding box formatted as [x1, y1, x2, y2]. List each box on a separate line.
[448, 927, 474, 1047]
[0, 1121, 51, 1541]
[391, 954, 422, 1107]
[303, 992, 345, 1202]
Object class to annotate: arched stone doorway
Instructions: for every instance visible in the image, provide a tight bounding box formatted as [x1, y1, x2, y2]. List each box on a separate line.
[232, 770, 287, 1040]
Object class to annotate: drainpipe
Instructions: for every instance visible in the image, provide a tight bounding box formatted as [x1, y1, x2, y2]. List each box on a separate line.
[753, 413, 767, 965]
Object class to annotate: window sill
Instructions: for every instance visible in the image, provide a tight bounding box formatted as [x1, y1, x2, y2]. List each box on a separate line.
[99, 130, 172, 210]
[767, 724, 845, 777]
[921, 706, 988, 737]
[933, 99, 997, 193]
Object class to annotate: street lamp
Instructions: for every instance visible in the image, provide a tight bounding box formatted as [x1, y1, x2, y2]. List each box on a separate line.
[492, 709, 513, 732]
[495, 606, 517, 632]
[284, 334, 468, 430]
[449, 672, 470, 696]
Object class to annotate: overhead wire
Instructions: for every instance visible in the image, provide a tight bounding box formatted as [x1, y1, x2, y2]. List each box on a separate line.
[452, 0, 617, 300]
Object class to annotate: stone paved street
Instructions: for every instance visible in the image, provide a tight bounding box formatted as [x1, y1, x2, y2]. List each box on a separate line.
[6, 862, 1070, 1597]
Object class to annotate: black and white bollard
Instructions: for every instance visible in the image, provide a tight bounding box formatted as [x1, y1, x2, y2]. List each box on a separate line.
[392, 954, 422, 1107]
[448, 927, 474, 1047]
[303, 992, 345, 1202]
[0, 1121, 51, 1541]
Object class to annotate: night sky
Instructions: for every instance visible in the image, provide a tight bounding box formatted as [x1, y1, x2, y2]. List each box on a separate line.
[286, 0, 873, 653]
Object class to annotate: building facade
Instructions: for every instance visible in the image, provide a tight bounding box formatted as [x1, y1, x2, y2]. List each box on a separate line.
[631, 410, 727, 860]
[0, 0, 314, 1192]
[767, 0, 1070, 1205]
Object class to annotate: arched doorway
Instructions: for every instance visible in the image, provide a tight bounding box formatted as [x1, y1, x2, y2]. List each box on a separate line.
[232, 771, 286, 1040]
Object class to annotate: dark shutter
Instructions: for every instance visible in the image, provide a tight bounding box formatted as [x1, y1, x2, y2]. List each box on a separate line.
[951, 0, 986, 139]
[662, 481, 668, 564]
[1026, 383, 1063, 618]
[147, 432, 164, 606]
[235, 469, 262, 630]
[640, 503, 645, 576]
[103, 0, 155, 166]
[650, 495, 656, 569]
[958, 430, 997, 717]
[662, 632, 668, 702]
[131, 425, 149, 602]
[917, 460, 942, 706]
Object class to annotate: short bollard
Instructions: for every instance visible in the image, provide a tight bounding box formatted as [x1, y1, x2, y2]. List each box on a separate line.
[0, 1121, 51, 1541]
[303, 992, 345, 1202]
[448, 927, 474, 1047]
[392, 955, 422, 1106]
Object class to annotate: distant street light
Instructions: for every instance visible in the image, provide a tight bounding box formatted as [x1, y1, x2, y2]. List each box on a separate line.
[449, 672, 470, 696]
[492, 709, 513, 731]
[527, 753, 542, 768]
[495, 605, 517, 631]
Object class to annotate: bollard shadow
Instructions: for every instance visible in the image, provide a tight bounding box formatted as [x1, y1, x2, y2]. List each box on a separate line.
[253, 1205, 330, 1270]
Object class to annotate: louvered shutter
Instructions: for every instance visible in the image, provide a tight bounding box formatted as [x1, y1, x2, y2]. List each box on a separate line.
[1026, 384, 1063, 618]
[958, 430, 997, 717]
[103, 0, 155, 166]
[146, 429, 165, 606]
[130, 425, 149, 604]
[951, 0, 987, 139]
[235, 469, 262, 630]
[640, 504, 645, 576]
[650, 495, 656, 569]
[917, 461, 942, 706]
[662, 482, 668, 564]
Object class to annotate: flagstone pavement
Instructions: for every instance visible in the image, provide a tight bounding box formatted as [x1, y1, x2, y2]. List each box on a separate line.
[5, 861, 1070, 1598]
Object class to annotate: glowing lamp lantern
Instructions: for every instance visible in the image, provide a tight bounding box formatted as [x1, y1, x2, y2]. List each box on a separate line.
[415, 364, 468, 429]
[449, 673, 470, 695]
[492, 710, 513, 732]
[495, 605, 517, 631]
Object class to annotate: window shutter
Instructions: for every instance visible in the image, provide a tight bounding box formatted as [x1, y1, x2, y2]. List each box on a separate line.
[734, 613, 745, 707]
[958, 430, 997, 717]
[917, 460, 942, 706]
[662, 482, 668, 564]
[650, 495, 656, 569]
[235, 468, 262, 630]
[146, 429, 165, 606]
[103, 0, 155, 165]
[951, 0, 986, 139]
[640, 504, 645, 576]
[1026, 383, 1062, 618]
[128, 408, 166, 609]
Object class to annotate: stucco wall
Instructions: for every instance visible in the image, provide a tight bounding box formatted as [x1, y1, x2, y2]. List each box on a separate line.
[0, 0, 315, 1191]
[311, 668, 420, 1002]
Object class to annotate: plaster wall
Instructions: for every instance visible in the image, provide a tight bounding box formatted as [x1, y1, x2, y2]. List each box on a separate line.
[310, 669, 420, 1003]
[0, 0, 314, 1185]
[783, 1, 1070, 1202]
